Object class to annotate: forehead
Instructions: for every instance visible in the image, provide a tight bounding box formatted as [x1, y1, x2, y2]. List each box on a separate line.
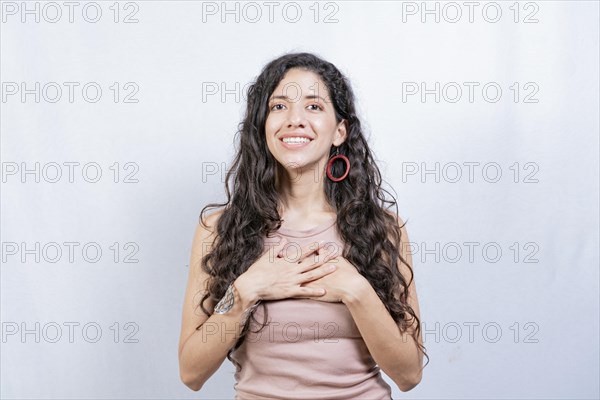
[270, 68, 330, 99]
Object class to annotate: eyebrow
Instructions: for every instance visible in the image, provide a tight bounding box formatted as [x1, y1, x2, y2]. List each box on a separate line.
[269, 94, 327, 102]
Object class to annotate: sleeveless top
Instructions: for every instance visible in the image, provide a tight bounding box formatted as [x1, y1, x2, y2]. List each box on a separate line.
[232, 214, 393, 400]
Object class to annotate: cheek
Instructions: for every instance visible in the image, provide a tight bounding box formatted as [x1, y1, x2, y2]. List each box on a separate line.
[264, 116, 279, 150]
[264, 114, 280, 135]
[311, 115, 336, 133]
[311, 114, 336, 130]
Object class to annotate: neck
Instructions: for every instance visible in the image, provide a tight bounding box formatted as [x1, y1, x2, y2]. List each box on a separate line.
[275, 162, 334, 218]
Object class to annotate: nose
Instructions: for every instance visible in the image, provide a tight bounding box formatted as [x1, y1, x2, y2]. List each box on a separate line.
[286, 104, 307, 128]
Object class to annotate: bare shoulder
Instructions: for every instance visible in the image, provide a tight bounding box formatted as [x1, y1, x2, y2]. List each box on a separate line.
[188, 208, 226, 284]
[198, 207, 226, 236]
[189, 206, 226, 287]
[191, 207, 227, 253]
[382, 209, 413, 276]
[179, 206, 226, 356]
[384, 209, 410, 242]
[384, 210, 421, 331]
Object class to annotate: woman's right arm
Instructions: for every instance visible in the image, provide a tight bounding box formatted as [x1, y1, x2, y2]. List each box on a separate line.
[178, 209, 258, 391]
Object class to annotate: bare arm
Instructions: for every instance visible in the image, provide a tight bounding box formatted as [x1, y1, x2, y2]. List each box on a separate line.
[342, 214, 424, 392]
[178, 210, 258, 391]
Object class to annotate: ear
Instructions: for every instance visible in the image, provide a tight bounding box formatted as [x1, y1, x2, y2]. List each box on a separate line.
[333, 119, 348, 146]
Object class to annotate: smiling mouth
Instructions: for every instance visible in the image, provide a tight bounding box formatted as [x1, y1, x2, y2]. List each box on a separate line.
[279, 137, 314, 149]
[280, 137, 313, 144]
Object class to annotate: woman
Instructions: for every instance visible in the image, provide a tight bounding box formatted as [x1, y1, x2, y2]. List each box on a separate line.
[178, 52, 428, 399]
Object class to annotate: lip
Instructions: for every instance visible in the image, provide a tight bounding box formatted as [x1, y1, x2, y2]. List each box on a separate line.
[279, 137, 313, 150]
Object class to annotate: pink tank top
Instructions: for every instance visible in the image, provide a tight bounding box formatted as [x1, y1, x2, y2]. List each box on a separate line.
[232, 214, 393, 399]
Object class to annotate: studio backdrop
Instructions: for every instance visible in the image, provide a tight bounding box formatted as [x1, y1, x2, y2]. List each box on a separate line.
[1, 1, 598, 399]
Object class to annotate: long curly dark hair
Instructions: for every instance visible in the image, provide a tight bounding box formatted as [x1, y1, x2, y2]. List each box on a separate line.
[196, 51, 429, 374]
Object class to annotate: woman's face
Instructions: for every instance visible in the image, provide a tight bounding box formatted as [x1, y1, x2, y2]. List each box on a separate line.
[265, 68, 346, 175]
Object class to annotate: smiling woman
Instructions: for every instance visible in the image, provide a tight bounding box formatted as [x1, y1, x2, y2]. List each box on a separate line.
[178, 52, 429, 400]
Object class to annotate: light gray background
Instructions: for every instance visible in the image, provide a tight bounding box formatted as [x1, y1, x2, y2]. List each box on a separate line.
[1, 1, 598, 399]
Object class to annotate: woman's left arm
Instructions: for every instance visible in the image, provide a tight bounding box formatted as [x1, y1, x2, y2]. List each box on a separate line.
[342, 215, 424, 392]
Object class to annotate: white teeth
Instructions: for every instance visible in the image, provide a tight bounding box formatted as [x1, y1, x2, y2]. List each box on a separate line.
[282, 137, 311, 143]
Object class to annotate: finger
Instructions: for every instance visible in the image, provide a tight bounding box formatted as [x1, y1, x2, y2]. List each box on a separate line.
[291, 287, 326, 298]
[297, 240, 327, 262]
[298, 251, 337, 273]
[300, 262, 337, 283]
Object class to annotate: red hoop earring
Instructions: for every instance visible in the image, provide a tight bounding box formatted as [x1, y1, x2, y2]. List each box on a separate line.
[326, 147, 350, 182]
